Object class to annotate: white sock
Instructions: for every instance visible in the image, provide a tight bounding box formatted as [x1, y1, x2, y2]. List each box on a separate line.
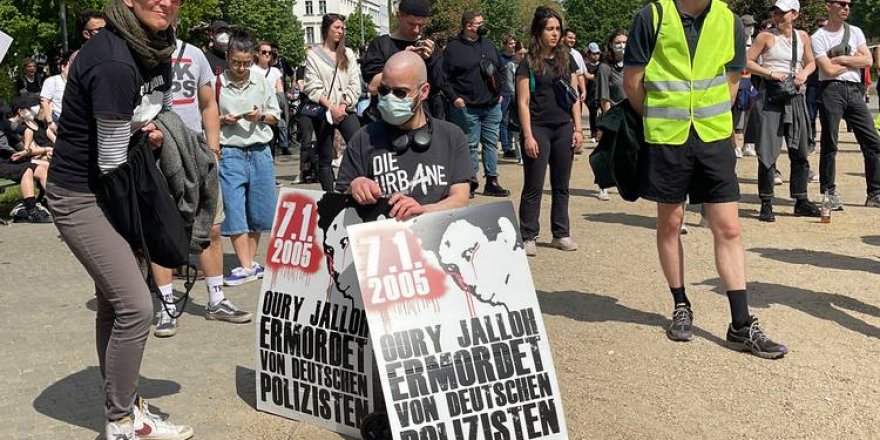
[206, 276, 225, 306]
[158, 283, 176, 314]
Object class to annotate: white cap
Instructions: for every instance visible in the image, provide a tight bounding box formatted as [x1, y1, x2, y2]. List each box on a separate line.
[587, 42, 601, 53]
[773, 0, 800, 12]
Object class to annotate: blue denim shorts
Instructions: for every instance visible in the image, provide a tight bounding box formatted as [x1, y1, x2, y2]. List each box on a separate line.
[219, 143, 277, 235]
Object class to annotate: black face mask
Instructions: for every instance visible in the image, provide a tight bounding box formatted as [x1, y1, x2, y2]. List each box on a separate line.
[476, 26, 488, 37]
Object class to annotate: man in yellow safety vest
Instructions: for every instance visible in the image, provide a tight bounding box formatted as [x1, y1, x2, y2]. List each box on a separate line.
[623, 0, 788, 359]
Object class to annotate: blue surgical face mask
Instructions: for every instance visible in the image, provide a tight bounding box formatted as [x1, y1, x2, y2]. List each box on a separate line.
[378, 92, 418, 126]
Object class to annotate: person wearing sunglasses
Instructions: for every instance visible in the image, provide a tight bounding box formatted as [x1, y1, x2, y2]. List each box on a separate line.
[79, 10, 105, 42]
[336, 51, 471, 220]
[623, 0, 788, 359]
[746, 0, 822, 223]
[47, 0, 195, 437]
[811, 0, 880, 209]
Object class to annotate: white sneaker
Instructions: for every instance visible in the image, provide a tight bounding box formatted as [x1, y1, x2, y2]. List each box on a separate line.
[551, 237, 578, 251]
[597, 188, 610, 201]
[774, 170, 783, 186]
[134, 398, 194, 440]
[331, 157, 342, 168]
[106, 416, 136, 440]
[743, 144, 757, 156]
[589, 137, 597, 144]
[735, 146, 743, 158]
[524, 240, 537, 256]
[153, 310, 178, 338]
[809, 169, 819, 183]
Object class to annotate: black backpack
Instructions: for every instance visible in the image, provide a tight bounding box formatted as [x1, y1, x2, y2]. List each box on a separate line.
[98, 131, 194, 316]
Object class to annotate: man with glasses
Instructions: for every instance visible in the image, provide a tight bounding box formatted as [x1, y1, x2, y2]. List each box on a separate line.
[811, 0, 880, 208]
[443, 10, 509, 198]
[80, 10, 105, 42]
[336, 51, 471, 220]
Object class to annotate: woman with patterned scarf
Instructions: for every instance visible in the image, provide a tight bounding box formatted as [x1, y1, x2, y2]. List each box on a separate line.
[47, 0, 193, 438]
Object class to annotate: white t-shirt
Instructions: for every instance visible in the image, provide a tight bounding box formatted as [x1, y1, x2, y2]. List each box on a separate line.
[170, 39, 214, 133]
[250, 65, 283, 92]
[40, 74, 66, 119]
[569, 48, 587, 75]
[811, 24, 867, 82]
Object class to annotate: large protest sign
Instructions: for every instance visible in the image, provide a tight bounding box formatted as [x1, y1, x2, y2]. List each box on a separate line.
[255, 189, 388, 437]
[348, 202, 568, 440]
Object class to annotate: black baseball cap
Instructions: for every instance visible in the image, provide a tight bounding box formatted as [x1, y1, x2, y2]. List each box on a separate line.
[398, 0, 430, 17]
[212, 20, 230, 33]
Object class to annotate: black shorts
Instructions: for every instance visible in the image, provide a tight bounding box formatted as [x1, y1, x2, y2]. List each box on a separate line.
[640, 130, 740, 204]
[0, 161, 36, 182]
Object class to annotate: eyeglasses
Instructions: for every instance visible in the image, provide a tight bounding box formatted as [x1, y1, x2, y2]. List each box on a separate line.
[85, 26, 104, 36]
[829, 1, 851, 8]
[378, 82, 424, 99]
[230, 60, 253, 68]
[259, 50, 273, 56]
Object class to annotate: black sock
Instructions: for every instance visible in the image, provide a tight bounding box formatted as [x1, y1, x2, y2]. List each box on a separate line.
[23, 197, 36, 211]
[727, 290, 751, 328]
[670, 286, 689, 307]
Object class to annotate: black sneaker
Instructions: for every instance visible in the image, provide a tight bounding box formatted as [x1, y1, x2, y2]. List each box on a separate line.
[469, 180, 478, 199]
[794, 199, 821, 217]
[726, 316, 788, 359]
[666, 303, 693, 342]
[758, 201, 775, 223]
[483, 178, 510, 197]
[502, 150, 517, 158]
[14, 208, 53, 224]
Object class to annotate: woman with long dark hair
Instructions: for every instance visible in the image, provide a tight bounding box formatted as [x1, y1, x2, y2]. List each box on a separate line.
[516, 6, 583, 256]
[46, 0, 193, 438]
[594, 28, 629, 201]
[303, 13, 362, 191]
[216, 32, 282, 286]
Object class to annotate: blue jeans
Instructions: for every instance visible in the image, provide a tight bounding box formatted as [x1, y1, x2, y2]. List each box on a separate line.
[450, 102, 502, 178]
[219, 143, 277, 236]
[499, 93, 513, 152]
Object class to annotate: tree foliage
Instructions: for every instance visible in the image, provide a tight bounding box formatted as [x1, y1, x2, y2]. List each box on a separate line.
[220, 0, 304, 64]
[562, 0, 645, 51]
[346, 8, 379, 52]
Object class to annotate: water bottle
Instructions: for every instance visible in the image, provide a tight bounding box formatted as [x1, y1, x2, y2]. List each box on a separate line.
[820, 191, 832, 224]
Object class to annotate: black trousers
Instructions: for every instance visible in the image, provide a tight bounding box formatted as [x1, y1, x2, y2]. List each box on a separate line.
[297, 113, 316, 179]
[519, 121, 574, 240]
[313, 113, 360, 192]
[758, 147, 809, 201]
[818, 81, 880, 196]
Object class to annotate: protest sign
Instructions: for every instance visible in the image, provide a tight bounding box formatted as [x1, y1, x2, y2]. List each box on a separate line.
[348, 201, 568, 440]
[256, 189, 388, 437]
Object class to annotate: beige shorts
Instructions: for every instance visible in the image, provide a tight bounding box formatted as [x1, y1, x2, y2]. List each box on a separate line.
[213, 180, 225, 225]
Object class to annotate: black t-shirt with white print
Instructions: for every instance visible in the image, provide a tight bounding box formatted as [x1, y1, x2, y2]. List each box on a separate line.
[49, 25, 172, 193]
[335, 118, 473, 205]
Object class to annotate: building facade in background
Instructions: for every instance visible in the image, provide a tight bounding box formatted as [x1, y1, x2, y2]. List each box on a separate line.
[293, 0, 389, 46]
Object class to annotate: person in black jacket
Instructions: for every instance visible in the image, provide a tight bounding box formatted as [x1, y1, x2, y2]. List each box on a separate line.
[443, 10, 510, 198]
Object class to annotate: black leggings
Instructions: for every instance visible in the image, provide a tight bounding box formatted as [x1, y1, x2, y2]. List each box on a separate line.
[313, 113, 360, 192]
[519, 121, 574, 240]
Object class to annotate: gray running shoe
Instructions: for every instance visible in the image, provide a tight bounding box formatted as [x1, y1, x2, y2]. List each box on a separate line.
[828, 190, 844, 211]
[205, 299, 253, 324]
[154, 310, 178, 338]
[666, 303, 694, 342]
[865, 194, 880, 208]
[551, 237, 578, 251]
[726, 316, 788, 359]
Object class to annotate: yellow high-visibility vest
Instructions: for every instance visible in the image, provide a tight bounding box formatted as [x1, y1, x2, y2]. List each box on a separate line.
[643, 0, 735, 145]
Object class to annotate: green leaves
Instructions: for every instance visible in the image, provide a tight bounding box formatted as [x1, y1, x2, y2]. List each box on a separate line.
[221, 0, 304, 64]
[346, 8, 379, 52]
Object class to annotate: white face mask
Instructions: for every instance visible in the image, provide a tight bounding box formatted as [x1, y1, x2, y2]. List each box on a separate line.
[613, 43, 626, 58]
[215, 32, 230, 49]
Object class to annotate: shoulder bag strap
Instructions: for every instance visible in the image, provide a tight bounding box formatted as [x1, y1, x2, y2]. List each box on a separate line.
[790, 29, 798, 75]
[215, 74, 222, 106]
[174, 42, 187, 67]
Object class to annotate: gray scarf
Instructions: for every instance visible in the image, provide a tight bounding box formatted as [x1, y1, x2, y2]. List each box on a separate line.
[104, 0, 175, 69]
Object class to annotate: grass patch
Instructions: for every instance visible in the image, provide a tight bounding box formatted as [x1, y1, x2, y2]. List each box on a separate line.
[0, 185, 21, 218]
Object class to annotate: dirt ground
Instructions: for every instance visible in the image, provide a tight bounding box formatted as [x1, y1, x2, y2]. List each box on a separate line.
[2, 128, 878, 440]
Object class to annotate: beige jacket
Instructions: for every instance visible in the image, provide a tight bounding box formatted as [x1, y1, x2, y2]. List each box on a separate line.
[303, 46, 362, 108]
